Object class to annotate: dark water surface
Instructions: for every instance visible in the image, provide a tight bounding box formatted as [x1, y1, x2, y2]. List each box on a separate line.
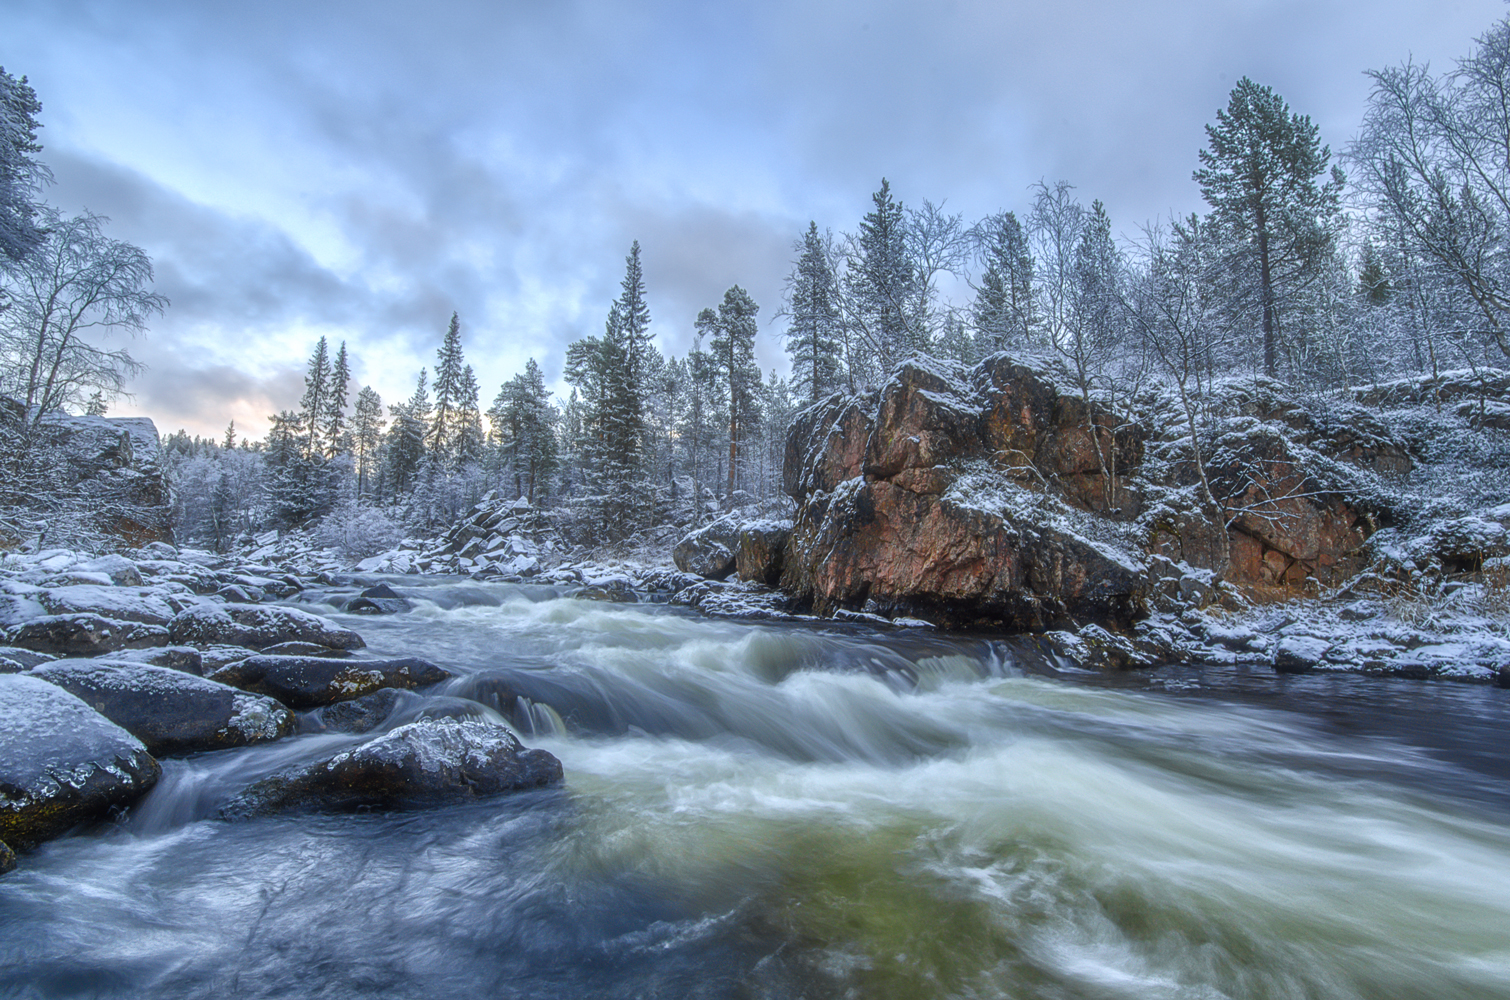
[2, 578, 1508, 999]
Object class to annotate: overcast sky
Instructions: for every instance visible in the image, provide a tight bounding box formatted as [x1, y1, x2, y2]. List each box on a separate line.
[6, 0, 1506, 438]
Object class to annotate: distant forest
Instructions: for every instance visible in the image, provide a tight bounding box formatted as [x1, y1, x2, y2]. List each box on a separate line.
[6, 14, 1510, 555]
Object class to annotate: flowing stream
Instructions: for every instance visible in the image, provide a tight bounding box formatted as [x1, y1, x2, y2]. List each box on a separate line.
[3, 577, 1510, 999]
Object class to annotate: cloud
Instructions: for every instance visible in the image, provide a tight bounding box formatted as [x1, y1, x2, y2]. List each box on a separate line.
[8, 0, 1509, 437]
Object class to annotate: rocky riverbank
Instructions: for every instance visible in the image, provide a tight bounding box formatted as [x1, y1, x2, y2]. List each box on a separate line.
[0, 543, 562, 874]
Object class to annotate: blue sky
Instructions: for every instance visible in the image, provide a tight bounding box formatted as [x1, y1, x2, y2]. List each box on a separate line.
[5, 0, 1505, 437]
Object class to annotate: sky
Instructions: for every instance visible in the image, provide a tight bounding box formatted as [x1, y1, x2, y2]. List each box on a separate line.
[5, 0, 1506, 439]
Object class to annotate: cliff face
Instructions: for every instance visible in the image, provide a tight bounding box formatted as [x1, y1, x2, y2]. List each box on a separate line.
[779, 357, 1149, 629]
[774, 355, 1395, 628]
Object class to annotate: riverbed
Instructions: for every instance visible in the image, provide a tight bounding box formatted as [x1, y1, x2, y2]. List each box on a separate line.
[2, 577, 1508, 999]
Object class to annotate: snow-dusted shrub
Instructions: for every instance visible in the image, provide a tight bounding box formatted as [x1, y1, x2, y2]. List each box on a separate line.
[313, 501, 402, 562]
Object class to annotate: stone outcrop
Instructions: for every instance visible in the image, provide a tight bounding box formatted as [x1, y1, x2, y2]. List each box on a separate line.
[772, 356, 1400, 622]
[735, 521, 791, 585]
[672, 517, 741, 580]
[219, 718, 562, 818]
[779, 357, 1150, 629]
[0, 673, 161, 849]
[18, 409, 174, 546]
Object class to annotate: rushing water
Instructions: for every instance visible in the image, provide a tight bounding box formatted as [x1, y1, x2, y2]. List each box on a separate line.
[3, 578, 1510, 999]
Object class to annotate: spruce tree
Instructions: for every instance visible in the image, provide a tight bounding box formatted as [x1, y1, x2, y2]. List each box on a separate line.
[1195, 77, 1344, 376]
[430, 312, 466, 461]
[298, 337, 331, 458]
[454, 363, 484, 468]
[785, 222, 842, 404]
[322, 341, 351, 458]
[710, 285, 762, 497]
[351, 386, 384, 498]
[972, 211, 1035, 353]
[850, 179, 921, 372]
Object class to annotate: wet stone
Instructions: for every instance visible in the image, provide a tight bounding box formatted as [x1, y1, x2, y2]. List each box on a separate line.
[103, 645, 204, 675]
[29, 660, 294, 757]
[208, 655, 451, 709]
[346, 584, 413, 615]
[220, 717, 562, 818]
[0, 839, 13, 875]
[318, 687, 402, 734]
[260, 641, 353, 658]
[0, 673, 161, 850]
[9, 614, 170, 656]
[168, 603, 365, 652]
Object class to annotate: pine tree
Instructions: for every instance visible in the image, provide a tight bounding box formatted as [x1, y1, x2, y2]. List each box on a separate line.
[222, 420, 236, 451]
[785, 222, 842, 405]
[351, 386, 384, 498]
[1195, 77, 1344, 376]
[298, 337, 331, 458]
[973, 210, 1035, 353]
[454, 363, 484, 468]
[321, 341, 351, 458]
[84, 390, 107, 416]
[430, 312, 466, 461]
[490, 358, 558, 504]
[382, 369, 430, 498]
[849, 179, 922, 372]
[710, 285, 762, 497]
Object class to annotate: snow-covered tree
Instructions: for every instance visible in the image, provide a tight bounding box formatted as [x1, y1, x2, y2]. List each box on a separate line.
[784, 221, 842, 405]
[1196, 77, 1345, 376]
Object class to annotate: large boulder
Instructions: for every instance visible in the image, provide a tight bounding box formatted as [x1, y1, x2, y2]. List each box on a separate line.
[28, 412, 173, 546]
[8, 613, 169, 655]
[75, 555, 144, 587]
[220, 718, 562, 817]
[0, 673, 161, 849]
[37, 585, 177, 626]
[735, 521, 791, 585]
[672, 517, 741, 580]
[343, 583, 413, 615]
[207, 654, 450, 709]
[780, 357, 1148, 629]
[168, 603, 365, 651]
[29, 660, 294, 757]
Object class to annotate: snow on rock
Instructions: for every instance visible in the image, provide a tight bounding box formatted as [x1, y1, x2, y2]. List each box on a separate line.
[672, 515, 741, 580]
[219, 717, 562, 818]
[168, 603, 365, 652]
[29, 660, 294, 756]
[75, 555, 144, 587]
[0, 673, 160, 850]
[1273, 635, 1332, 673]
[37, 585, 177, 626]
[207, 654, 450, 709]
[8, 614, 170, 656]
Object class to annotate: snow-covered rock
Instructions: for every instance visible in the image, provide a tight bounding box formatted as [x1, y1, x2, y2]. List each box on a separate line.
[167, 603, 365, 652]
[29, 660, 294, 756]
[1273, 635, 1334, 673]
[207, 654, 450, 709]
[219, 717, 561, 818]
[0, 673, 161, 850]
[8, 614, 169, 656]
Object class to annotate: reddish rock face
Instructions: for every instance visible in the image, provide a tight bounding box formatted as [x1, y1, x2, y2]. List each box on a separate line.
[1206, 428, 1376, 597]
[781, 358, 1148, 629]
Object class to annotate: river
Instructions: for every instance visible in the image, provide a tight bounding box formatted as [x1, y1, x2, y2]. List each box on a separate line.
[2, 577, 1509, 999]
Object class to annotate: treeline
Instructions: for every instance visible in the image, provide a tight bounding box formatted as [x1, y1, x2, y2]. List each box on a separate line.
[14, 13, 1510, 555]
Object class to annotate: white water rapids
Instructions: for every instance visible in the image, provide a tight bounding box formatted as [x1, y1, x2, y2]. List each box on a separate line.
[2, 577, 1508, 998]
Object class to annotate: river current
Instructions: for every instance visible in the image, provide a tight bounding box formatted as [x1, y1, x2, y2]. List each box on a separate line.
[2, 577, 1509, 999]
